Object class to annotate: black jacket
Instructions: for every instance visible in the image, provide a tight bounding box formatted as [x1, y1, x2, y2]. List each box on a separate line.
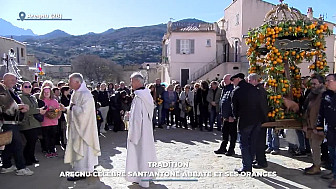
[117, 87, 131, 95]
[195, 88, 209, 109]
[155, 84, 165, 99]
[231, 80, 261, 129]
[220, 84, 234, 119]
[109, 92, 122, 111]
[98, 90, 109, 107]
[317, 90, 336, 146]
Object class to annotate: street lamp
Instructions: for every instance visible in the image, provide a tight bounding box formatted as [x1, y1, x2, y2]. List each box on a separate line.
[146, 64, 150, 83]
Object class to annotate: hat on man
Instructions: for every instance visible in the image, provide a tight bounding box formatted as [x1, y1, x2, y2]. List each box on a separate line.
[230, 73, 245, 81]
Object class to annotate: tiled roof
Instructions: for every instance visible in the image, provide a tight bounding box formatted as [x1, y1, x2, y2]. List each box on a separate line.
[179, 26, 200, 31]
[171, 22, 215, 32]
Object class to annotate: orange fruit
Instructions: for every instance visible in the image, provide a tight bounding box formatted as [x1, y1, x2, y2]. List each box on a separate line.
[281, 88, 286, 92]
[291, 51, 296, 55]
[310, 64, 315, 69]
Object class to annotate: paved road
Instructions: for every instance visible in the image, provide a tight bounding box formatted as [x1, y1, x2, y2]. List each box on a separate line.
[0, 127, 332, 189]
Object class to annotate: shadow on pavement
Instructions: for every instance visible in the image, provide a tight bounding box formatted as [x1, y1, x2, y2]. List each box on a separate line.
[153, 127, 222, 146]
[255, 161, 330, 188]
[98, 133, 124, 169]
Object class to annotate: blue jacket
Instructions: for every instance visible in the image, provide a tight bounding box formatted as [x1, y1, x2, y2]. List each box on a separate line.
[220, 84, 234, 119]
[162, 91, 177, 110]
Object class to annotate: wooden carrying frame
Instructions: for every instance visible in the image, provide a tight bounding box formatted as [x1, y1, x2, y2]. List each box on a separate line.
[262, 119, 302, 129]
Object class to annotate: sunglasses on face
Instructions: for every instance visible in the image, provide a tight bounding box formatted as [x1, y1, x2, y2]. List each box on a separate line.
[24, 86, 32, 88]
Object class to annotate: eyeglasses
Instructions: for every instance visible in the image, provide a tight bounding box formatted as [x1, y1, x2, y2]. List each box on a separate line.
[24, 86, 32, 88]
[311, 83, 319, 86]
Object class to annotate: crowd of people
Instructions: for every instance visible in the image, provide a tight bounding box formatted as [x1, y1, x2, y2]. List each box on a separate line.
[1, 71, 336, 187]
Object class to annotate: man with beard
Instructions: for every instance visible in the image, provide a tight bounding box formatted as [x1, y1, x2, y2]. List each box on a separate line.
[302, 74, 326, 175]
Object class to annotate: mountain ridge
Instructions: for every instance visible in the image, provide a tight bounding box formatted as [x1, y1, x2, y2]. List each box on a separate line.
[1, 18, 208, 65]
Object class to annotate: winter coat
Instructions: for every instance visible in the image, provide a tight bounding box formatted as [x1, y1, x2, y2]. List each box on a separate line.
[162, 91, 177, 110]
[231, 80, 261, 129]
[206, 87, 222, 113]
[220, 84, 234, 119]
[19, 93, 41, 131]
[303, 86, 325, 140]
[317, 90, 336, 146]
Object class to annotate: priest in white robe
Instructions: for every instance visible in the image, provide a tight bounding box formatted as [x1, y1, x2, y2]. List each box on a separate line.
[62, 73, 101, 181]
[126, 72, 157, 188]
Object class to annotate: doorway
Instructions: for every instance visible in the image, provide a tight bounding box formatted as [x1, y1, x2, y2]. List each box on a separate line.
[181, 69, 189, 87]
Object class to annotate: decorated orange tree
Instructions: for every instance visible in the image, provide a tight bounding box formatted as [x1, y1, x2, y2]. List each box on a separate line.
[245, 1, 331, 123]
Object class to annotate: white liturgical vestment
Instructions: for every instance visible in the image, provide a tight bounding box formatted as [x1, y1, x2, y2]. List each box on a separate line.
[126, 88, 157, 188]
[64, 82, 101, 172]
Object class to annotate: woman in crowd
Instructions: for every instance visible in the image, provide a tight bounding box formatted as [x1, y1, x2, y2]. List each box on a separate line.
[162, 84, 177, 129]
[106, 82, 115, 128]
[41, 80, 54, 89]
[40, 87, 62, 158]
[60, 86, 71, 150]
[98, 83, 110, 133]
[196, 81, 209, 131]
[107, 82, 115, 98]
[180, 85, 195, 129]
[174, 85, 182, 128]
[19, 81, 47, 165]
[193, 83, 201, 128]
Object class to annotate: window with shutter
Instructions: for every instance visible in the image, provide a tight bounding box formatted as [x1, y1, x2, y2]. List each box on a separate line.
[176, 39, 180, 54]
[190, 39, 195, 54]
[177, 39, 195, 54]
[181, 39, 190, 54]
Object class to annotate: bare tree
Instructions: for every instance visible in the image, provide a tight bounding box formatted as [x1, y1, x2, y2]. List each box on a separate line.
[71, 54, 122, 82]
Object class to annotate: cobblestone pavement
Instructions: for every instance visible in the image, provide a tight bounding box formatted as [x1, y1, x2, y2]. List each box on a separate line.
[0, 127, 333, 189]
